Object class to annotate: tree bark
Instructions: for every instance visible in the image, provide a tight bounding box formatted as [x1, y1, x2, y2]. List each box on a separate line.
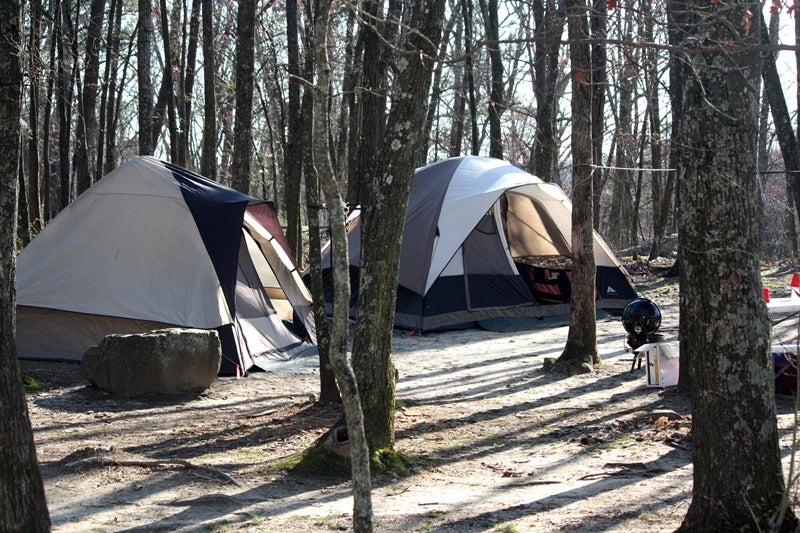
[178, 0, 201, 167]
[550, 0, 598, 374]
[352, 0, 447, 451]
[461, 0, 480, 155]
[97, 0, 122, 175]
[231, 0, 256, 193]
[353, 0, 384, 206]
[73, 0, 104, 194]
[158, 0, 178, 162]
[590, 0, 606, 230]
[677, 2, 796, 529]
[0, 0, 51, 527]
[531, 0, 565, 184]
[605, 22, 636, 250]
[481, 0, 503, 159]
[645, 0, 670, 260]
[138, 0, 154, 156]
[449, 17, 466, 158]
[311, 0, 373, 529]
[285, 0, 303, 260]
[27, 0, 43, 233]
[300, 2, 338, 405]
[200, 0, 216, 179]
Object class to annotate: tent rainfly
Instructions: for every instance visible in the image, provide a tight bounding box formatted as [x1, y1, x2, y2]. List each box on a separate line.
[16, 156, 316, 375]
[316, 155, 638, 332]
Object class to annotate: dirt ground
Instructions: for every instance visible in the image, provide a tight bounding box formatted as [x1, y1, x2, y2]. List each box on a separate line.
[21, 261, 800, 532]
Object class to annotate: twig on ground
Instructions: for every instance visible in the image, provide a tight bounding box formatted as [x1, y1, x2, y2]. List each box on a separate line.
[63, 456, 241, 487]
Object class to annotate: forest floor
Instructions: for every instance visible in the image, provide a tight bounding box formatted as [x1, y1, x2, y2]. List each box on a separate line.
[21, 259, 800, 532]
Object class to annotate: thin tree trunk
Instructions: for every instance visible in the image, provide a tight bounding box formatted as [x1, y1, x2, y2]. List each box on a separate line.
[73, 0, 104, 194]
[201, 0, 216, 179]
[311, 0, 373, 529]
[354, 0, 383, 206]
[605, 18, 636, 249]
[58, 0, 78, 207]
[159, 0, 178, 162]
[97, 0, 122, 176]
[462, 0, 479, 155]
[645, 0, 669, 259]
[285, 0, 303, 260]
[550, 0, 597, 375]
[105, 0, 131, 174]
[300, 2, 338, 404]
[138, 0, 154, 156]
[43, 0, 57, 220]
[761, 11, 800, 257]
[27, 0, 43, 233]
[231, 0, 256, 193]
[178, 0, 200, 167]
[421, 10, 456, 165]
[590, 0, 606, 230]
[531, 0, 565, 184]
[480, 0, 503, 159]
[336, 7, 356, 180]
[449, 11, 465, 157]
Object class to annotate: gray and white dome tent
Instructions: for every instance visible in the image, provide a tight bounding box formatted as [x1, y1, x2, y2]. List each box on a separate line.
[317, 156, 638, 331]
[16, 156, 316, 374]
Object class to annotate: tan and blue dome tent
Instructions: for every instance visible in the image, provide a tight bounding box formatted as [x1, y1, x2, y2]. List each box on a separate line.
[16, 156, 316, 374]
[317, 156, 638, 331]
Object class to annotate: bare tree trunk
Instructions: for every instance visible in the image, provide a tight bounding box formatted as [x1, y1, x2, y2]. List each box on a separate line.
[285, 0, 303, 260]
[0, 0, 51, 526]
[97, 0, 122, 175]
[107, 13, 134, 174]
[43, 0, 57, 219]
[58, 0, 78, 207]
[353, 0, 383, 206]
[645, 0, 669, 260]
[27, 0, 43, 233]
[590, 0, 606, 230]
[550, 0, 598, 375]
[73, 0, 104, 194]
[352, 0, 447, 451]
[481, 0, 503, 159]
[336, 7, 356, 180]
[231, 0, 256, 193]
[178, 0, 200, 167]
[159, 0, 178, 162]
[605, 20, 636, 249]
[300, 1, 338, 405]
[667, 0, 690, 387]
[138, 0, 154, 156]
[677, 2, 796, 529]
[311, 0, 373, 529]
[462, 0, 479, 155]
[201, 0, 216, 179]
[449, 11, 465, 157]
[531, 0, 565, 184]
[421, 11, 457, 165]
[761, 11, 800, 257]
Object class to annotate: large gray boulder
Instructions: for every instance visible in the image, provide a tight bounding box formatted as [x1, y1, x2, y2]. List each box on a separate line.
[82, 328, 221, 397]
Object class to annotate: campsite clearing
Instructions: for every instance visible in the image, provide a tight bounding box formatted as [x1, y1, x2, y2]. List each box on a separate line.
[22, 260, 800, 532]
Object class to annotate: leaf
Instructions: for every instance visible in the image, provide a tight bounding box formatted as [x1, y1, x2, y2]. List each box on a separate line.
[740, 7, 753, 35]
